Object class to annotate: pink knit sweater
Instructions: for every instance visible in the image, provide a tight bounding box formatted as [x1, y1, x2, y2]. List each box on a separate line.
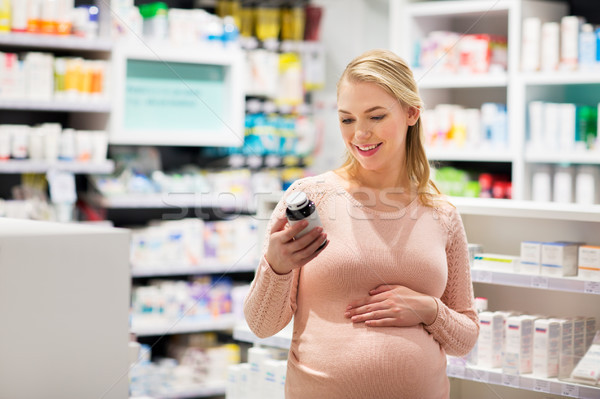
[244, 171, 479, 398]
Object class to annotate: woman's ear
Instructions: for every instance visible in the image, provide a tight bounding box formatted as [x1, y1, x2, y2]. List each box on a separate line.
[407, 106, 421, 126]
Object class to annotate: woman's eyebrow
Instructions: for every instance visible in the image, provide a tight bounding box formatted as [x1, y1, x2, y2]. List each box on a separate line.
[338, 106, 386, 114]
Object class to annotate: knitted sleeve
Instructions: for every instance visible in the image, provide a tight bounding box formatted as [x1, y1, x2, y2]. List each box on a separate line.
[424, 206, 480, 356]
[243, 179, 316, 338]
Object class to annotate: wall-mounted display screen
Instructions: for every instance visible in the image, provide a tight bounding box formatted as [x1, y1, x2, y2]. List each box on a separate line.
[124, 60, 227, 133]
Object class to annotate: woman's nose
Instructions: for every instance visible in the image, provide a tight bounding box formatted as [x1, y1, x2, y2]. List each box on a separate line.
[355, 120, 372, 138]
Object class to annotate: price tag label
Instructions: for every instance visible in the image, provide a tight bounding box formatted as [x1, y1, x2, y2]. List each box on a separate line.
[531, 276, 549, 289]
[584, 281, 600, 294]
[476, 270, 493, 283]
[471, 370, 489, 383]
[561, 383, 579, 397]
[502, 374, 519, 388]
[447, 364, 466, 379]
[533, 379, 551, 393]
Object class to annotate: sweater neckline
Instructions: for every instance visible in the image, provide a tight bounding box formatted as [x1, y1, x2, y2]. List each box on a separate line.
[325, 170, 419, 216]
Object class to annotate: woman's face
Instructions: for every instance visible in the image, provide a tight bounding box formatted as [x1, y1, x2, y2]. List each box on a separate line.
[337, 80, 419, 176]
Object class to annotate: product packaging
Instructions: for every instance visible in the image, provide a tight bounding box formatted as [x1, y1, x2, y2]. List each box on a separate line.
[560, 16, 584, 71]
[473, 253, 519, 272]
[533, 318, 560, 378]
[570, 331, 600, 385]
[553, 166, 575, 204]
[541, 241, 581, 277]
[520, 241, 542, 274]
[541, 22, 560, 71]
[551, 318, 574, 378]
[522, 17, 541, 71]
[576, 166, 600, 205]
[478, 311, 505, 368]
[579, 245, 600, 281]
[503, 315, 538, 375]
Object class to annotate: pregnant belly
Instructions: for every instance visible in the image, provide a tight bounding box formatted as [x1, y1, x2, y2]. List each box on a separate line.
[286, 322, 449, 399]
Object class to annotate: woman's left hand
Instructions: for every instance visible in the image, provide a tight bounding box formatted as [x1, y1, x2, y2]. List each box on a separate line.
[345, 284, 438, 327]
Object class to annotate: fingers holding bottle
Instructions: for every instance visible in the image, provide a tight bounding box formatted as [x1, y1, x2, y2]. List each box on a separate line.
[265, 216, 328, 275]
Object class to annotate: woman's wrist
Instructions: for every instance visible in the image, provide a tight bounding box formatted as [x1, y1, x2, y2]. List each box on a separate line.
[423, 296, 438, 326]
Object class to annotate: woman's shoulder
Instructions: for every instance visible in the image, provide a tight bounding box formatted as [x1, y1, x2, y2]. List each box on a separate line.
[285, 171, 337, 193]
[427, 195, 461, 232]
[283, 171, 338, 205]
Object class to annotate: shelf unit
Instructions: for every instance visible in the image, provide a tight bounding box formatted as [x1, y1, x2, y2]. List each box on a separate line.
[0, 160, 114, 174]
[391, 0, 600, 201]
[455, 197, 600, 398]
[131, 314, 236, 337]
[86, 192, 254, 212]
[150, 384, 226, 399]
[131, 262, 257, 278]
[234, 196, 600, 398]
[427, 149, 514, 163]
[0, 99, 112, 113]
[446, 358, 600, 399]
[0, 33, 113, 52]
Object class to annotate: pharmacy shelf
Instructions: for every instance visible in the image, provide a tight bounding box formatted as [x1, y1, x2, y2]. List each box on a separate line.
[407, 0, 513, 17]
[87, 193, 254, 212]
[471, 269, 600, 295]
[525, 151, 600, 165]
[233, 322, 293, 350]
[427, 149, 513, 162]
[0, 33, 113, 51]
[415, 72, 509, 89]
[450, 196, 600, 222]
[446, 359, 600, 398]
[151, 384, 226, 399]
[0, 160, 114, 174]
[0, 99, 111, 113]
[131, 262, 257, 278]
[521, 71, 600, 86]
[131, 314, 236, 337]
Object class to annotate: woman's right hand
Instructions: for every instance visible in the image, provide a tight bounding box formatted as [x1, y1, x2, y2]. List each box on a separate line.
[265, 216, 328, 275]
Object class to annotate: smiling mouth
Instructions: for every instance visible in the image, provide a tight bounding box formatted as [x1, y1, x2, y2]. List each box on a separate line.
[355, 143, 382, 152]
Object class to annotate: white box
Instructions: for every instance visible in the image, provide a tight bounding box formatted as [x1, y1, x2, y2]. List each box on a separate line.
[541, 22, 560, 71]
[585, 317, 596, 350]
[478, 311, 505, 368]
[558, 104, 577, 152]
[551, 318, 574, 378]
[522, 17, 541, 71]
[570, 331, 600, 385]
[571, 317, 587, 357]
[533, 319, 560, 378]
[576, 166, 600, 205]
[560, 16, 583, 70]
[503, 315, 538, 375]
[474, 253, 519, 272]
[578, 245, 600, 281]
[553, 165, 575, 204]
[520, 241, 542, 274]
[541, 242, 580, 277]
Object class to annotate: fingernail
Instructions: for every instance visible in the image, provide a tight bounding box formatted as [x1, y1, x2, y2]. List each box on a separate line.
[344, 312, 350, 317]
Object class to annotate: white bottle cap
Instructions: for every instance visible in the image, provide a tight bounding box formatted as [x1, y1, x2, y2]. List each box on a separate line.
[287, 191, 308, 211]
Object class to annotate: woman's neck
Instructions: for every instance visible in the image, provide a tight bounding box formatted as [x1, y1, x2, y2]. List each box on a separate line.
[343, 166, 411, 192]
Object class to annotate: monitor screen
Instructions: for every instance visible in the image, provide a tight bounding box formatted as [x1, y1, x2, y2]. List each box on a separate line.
[124, 60, 227, 133]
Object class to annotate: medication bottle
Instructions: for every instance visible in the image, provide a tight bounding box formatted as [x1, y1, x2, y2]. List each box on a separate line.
[285, 191, 327, 250]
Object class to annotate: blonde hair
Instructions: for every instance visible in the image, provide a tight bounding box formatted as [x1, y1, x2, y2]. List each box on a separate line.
[337, 49, 440, 207]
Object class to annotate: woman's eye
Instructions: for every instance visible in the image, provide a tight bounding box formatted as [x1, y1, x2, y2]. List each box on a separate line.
[371, 115, 386, 121]
[340, 119, 354, 124]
